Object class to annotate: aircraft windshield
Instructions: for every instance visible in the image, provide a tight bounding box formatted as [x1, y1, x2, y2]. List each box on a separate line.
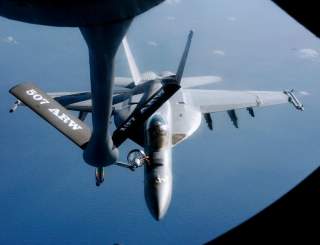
[147, 116, 169, 149]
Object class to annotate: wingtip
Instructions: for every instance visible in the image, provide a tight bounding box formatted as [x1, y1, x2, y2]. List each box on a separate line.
[284, 89, 304, 111]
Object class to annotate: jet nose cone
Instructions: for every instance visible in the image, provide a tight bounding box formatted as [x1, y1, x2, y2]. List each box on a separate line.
[153, 191, 169, 221]
[145, 178, 172, 221]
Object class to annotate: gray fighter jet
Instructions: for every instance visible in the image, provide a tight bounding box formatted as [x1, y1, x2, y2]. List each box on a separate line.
[9, 31, 304, 220]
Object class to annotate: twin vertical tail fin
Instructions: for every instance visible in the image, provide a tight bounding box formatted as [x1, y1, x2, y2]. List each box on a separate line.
[175, 30, 194, 83]
[122, 30, 194, 86]
[113, 31, 194, 147]
[122, 36, 142, 85]
[9, 83, 91, 149]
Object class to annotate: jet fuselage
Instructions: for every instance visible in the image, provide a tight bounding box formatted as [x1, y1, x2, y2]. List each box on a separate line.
[114, 78, 201, 220]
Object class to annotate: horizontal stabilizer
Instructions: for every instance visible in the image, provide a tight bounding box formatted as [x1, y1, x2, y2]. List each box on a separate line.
[10, 83, 91, 148]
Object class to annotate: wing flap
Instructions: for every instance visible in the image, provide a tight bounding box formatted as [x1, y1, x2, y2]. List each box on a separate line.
[10, 83, 91, 148]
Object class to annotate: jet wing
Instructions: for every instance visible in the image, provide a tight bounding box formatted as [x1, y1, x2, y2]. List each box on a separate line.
[184, 89, 301, 113]
[46, 79, 131, 100]
[48, 86, 130, 99]
[10, 85, 131, 114]
[45, 86, 132, 112]
[115, 77, 134, 87]
[181, 76, 223, 88]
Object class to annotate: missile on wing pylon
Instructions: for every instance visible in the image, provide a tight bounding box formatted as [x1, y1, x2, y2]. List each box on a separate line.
[228, 110, 239, 128]
[9, 100, 21, 113]
[284, 90, 304, 111]
[247, 107, 255, 118]
[203, 113, 213, 130]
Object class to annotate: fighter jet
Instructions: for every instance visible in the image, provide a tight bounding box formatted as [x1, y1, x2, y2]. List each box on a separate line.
[9, 31, 304, 220]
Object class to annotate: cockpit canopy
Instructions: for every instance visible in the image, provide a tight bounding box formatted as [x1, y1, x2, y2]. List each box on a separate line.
[147, 115, 169, 149]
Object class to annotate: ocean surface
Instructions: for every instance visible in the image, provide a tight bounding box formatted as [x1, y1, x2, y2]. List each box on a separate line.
[0, 0, 319, 244]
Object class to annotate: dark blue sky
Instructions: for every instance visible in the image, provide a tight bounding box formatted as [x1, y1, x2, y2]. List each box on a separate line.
[1, 0, 320, 244]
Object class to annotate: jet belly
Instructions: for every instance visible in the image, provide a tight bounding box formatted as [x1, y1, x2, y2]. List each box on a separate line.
[144, 103, 173, 220]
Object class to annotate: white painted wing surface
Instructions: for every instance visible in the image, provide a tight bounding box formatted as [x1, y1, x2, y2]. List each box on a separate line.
[181, 76, 223, 88]
[184, 89, 289, 113]
[122, 36, 142, 85]
[114, 77, 133, 87]
[46, 86, 132, 112]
